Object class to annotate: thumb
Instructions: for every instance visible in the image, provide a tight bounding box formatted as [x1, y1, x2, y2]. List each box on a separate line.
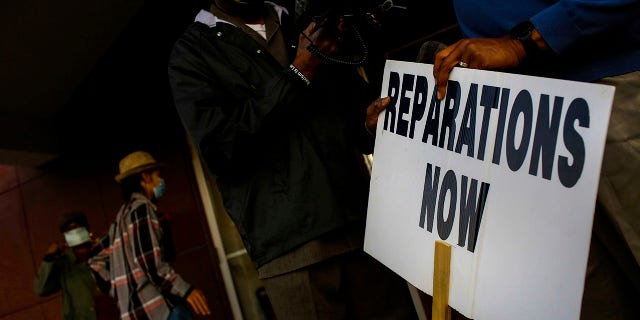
[368, 96, 391, 116]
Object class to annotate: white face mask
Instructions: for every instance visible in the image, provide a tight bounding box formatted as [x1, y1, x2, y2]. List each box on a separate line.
[64, 227, 91, 247]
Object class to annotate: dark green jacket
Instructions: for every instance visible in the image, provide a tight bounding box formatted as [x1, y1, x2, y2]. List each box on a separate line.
[168, 8, 375, 266]
[34, 251, 97, 320]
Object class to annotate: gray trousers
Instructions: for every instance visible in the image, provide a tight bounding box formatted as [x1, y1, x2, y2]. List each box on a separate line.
[261, 250, 418, 320]
[580, 71, 640, 319]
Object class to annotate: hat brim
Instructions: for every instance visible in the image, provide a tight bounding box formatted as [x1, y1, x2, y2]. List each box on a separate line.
[114, 162, 164, 183]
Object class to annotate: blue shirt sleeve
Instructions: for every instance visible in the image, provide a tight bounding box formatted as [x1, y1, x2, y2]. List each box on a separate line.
[531, 0, 640, 54]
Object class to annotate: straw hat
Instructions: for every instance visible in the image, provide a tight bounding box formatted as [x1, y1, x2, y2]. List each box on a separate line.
[115, 151, 163, 182]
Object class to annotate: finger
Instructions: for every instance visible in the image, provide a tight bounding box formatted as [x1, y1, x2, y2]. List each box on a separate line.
[337, 17, 346, 32]
[433, 45, 458, 100]
[366, 97, 391, 131]
[191, 292, 210, 315]
[307, 21, 322, 39]
[193, 302, 205, 315]
[366, 97, 389, 120]
[435, 42, 467, 100]
[300, 22, 317, 46]
[433, 43, 456, 76]
[200, 302, 211, 315]
[433, 41, 461, 83]
[46, 244, 58, 254]
[190, 294, 204, 315]
[188, 297, 203, 315]
[196, 294, 211, 315]
[438, 44, 465, 85]
[304, 21, 316, 35]
[371, 96, 391, 114]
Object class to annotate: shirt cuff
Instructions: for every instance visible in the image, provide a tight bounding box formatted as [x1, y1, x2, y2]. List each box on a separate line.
[287, 64, 311, 86]
[530, 2, 582, 55]
[170, 274, 193, 298]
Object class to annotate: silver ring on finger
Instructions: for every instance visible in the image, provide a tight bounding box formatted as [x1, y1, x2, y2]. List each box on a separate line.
[458, 61, 469, 68]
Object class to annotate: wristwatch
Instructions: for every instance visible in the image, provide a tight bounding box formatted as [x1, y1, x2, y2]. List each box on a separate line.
[509, 21, 539, 58]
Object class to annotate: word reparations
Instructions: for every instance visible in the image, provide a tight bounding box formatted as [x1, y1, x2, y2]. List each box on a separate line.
[383, 72, 590, 189]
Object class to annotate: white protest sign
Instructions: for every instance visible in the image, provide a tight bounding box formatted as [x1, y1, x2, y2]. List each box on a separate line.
[364, 60, 615, 320]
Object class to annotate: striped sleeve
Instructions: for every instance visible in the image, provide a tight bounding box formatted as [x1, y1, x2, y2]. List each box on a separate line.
[129, 204, 192, 298]
[88, 226, 113, 283]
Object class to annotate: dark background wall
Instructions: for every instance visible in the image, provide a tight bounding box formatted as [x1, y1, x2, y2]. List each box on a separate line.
[1, 0, 460, 167]
[1, 3, 235, 316]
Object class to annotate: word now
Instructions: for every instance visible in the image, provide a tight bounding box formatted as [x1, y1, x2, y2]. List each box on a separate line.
[419, 163, 490, 252]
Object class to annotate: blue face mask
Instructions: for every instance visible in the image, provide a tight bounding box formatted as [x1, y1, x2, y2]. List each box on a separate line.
[153, 177, 166, 199]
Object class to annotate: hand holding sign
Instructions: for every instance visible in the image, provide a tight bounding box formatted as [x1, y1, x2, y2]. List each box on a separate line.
[433, 37, 526, 100]
[365, 96, 391, 135]
[365, 60, 614, 320]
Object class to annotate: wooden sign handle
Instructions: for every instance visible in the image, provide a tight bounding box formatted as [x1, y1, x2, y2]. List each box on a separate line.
[433, 240, 452, 320]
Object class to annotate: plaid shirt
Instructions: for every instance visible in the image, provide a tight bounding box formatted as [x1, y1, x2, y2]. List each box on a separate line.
[90, 193, 191, 320]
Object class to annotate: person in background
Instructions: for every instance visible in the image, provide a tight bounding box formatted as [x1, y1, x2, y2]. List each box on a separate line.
[168, 0, 416, 319]
[90, 151, 211, 320]
[34, 211, 118, 320]
[432, 1, 640, 319]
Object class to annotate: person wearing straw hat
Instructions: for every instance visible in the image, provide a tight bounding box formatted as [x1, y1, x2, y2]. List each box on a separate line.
[90, 151, 211, 320]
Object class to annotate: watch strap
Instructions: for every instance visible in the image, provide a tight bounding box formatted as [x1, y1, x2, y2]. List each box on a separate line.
[510, 21, 539, 58]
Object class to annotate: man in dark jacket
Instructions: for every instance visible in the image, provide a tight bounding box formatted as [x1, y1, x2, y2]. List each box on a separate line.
[168, 0, 417, 319]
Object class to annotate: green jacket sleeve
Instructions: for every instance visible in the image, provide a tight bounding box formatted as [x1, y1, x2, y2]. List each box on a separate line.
[33, 259, 61, 296]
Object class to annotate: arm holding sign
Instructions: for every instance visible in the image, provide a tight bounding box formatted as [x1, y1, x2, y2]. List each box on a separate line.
[430, 1, 640, 319]
[434, 0, 640, 99]
[433, 30, 551, 100]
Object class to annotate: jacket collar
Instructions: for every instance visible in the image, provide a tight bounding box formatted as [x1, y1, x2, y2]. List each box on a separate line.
[131, 192, 157, 210]
[195, 1, 287, 28]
